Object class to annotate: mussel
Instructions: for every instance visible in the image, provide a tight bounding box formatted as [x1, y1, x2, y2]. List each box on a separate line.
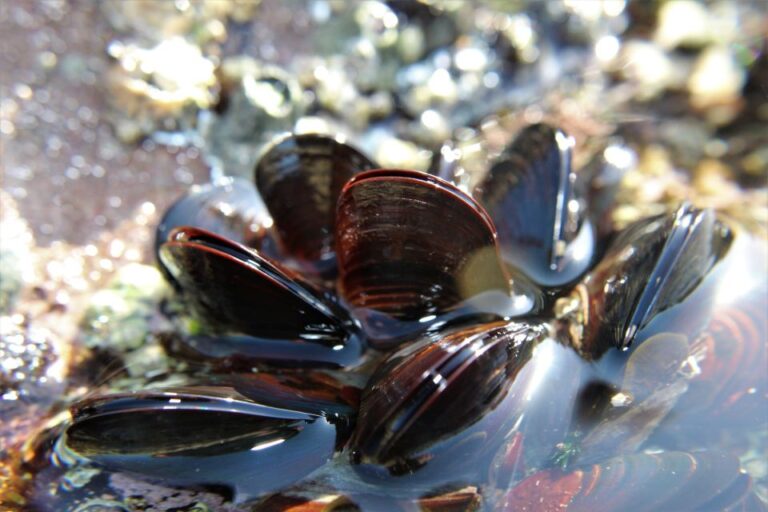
[255, 133, 377, 278]
[336, 169, 541, 348]
[63, 372, 358, 503]
[40, 126, 768, 511]
[158, 226, 363, 367]
[349, 320, 588, 490]
[563, 203, 733, 357]
[474, 124, 595, 289]
[154, 178, 275, 285]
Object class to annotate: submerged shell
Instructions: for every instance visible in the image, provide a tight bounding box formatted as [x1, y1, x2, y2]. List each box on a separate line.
[158, 227, 362, 366]
[64, 376, 354, 502]
[575, 333, 691, 464]
[571, 203, 733, 356]
[350, 321, 585, 490]
[254, 134, 377, 277]
[503, 451, 760, 512]
[336, 169, 540, 348]
[668, 232, 768, 432]
[475, 124, 595, 289]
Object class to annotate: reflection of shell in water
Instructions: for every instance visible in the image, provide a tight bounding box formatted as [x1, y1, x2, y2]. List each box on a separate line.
[503, 451, 761, 512]
[678, 288, 768, 427]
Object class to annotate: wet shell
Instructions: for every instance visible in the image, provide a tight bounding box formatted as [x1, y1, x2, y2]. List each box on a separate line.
[336, 169, 540, 348]
[158, 227, 362, 366]
[503, 451, 760, 512]
[575, 333, 691, 464]
[674, 275, 768, 429]
[350, 320, 585, 489]
[255, 133, 377, 277]
[475, 124, 595, 289]
[154, 178, 273, 284]
[571, 203, 733, 356]
[64, 378, 353, 502]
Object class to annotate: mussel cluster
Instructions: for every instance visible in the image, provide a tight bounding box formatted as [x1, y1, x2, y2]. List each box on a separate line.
[58, 125, 767, 510]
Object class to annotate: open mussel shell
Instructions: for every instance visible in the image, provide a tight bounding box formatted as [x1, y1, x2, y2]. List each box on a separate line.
[336, 169, 541, 349]
[254, 133, 377, 277]
[502, 451, 761, 512]
[158, 227, 363, 366]
[155, 178, 274, 285]
[474, 124, 595, 289]
[571, 203, 733, 357]
[63, 377, 353, 502]
[349, 320, 586, 491]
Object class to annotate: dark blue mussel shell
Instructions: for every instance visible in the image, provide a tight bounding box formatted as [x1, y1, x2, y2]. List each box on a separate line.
[474, 123, 596, 289]
[154, 178, 273, 284]
[349, 320, 588, 492]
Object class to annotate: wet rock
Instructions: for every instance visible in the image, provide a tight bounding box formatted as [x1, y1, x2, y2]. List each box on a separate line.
[80, 264, 167, 355]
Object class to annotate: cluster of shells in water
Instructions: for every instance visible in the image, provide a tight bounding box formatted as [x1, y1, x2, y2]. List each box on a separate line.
[51, 124, 766, 510]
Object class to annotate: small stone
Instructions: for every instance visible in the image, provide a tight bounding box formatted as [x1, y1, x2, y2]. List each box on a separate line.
[688, 46, 745, 110]
[655, 0, 711, 49]
[372, 135, 432, 171]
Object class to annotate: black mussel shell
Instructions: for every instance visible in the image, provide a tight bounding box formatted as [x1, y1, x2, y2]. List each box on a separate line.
[155, 178, 273, 283]
[64, 378, 352, 502]
[254, 133, 377, 277]
[349, 320, 586, 490]
[336, 169, 541, 349]
[158, 227, 362, 366]
[503, 451, 760, 512]
[474, 124, 595, 289]
[571, 203, 733, 356]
